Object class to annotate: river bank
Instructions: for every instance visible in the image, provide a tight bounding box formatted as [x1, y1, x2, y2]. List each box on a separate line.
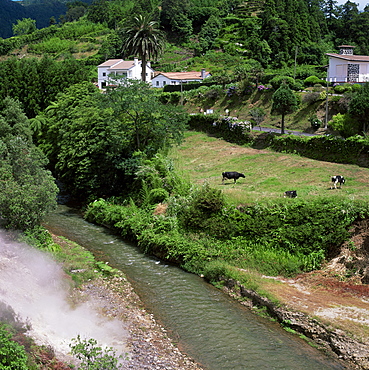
[52, 231, 369, 370]
[52, 235, 203, 370]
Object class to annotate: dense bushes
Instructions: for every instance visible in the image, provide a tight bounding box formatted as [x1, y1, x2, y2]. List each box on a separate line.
[269, 75, 303, 91]
[0, 325, 28, 370]
[188, 114, 253, 145]
[84, 191, 369, 280]
[269, 134, 369, 165]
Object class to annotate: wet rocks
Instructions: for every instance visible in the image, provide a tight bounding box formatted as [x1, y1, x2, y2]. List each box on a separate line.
[76, 274, 202, 370]
[223, 278, 369, 370]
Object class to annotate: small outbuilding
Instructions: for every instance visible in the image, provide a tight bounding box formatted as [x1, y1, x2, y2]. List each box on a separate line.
[151, 69, 211, 88]
[326, 45, 369, 83]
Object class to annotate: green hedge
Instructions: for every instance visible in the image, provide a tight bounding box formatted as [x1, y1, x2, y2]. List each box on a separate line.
[188, 114, 253, 145]
[269, 134, 369, 166]
[188, 114, 369, 167]
[163, 81, 218, 92]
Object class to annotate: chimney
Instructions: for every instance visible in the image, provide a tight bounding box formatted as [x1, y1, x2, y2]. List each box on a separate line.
[201, 68, 206, 78]
[134, 58, 138, 65]
[339, 45, 354, 56]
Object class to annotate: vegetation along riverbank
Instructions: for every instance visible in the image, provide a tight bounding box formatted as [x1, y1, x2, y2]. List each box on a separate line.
[2, 0, 369, 367]
[83, 131, 369, 369]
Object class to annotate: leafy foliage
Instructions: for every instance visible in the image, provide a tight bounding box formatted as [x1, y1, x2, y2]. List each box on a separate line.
[272, 82, 299, 134]
[84, 189, 369, 281]
[70, 335, 123, 370]
[0, 56, 90, 118]
[329, 113, 360, 138]
[0, 324, 28, 370]
[0, 98, 57, 230]
[349, 82, 369, 132]
[12, 18, 36, 36]
[38, 81, 188, 200]
[121, 14, 165, 82]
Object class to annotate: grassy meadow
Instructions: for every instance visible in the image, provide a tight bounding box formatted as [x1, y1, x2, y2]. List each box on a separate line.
[170, 130, 369, 205]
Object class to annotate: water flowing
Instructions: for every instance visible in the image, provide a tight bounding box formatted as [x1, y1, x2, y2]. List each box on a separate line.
[42, 205, 345, 369]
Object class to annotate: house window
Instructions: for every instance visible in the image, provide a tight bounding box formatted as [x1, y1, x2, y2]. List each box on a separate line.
[163, 81, 166, 86]
[156, 81, 159, 86]
[348, 64, 359, 82]
[103, 72, 106, 76]
[171, 81, 176, 85]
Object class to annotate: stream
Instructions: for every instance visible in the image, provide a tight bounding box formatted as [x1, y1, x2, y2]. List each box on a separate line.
[44, 205, 345, 370]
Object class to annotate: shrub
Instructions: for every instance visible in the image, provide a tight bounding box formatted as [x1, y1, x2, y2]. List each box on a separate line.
[351, 83, 362, 92]
[28, 37, 76, 54]
[333, 84, 346, 94]
[304, 75, 326, 86]
[205, 88, 221, 100]
[270, 76, 302, 91]
[319, 90, 327, 100]
[149, 188, 169, 204]
[308, 115, 322, 129]
[0, 325, 28, 370]
[329, 113, 360, 138]
[70, 335, 123, 370]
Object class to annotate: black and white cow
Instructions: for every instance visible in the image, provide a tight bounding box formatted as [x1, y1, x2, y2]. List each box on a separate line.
[222, 171, 245, 184]
[331, 175, 345, 189]
[284, 190, 297, 198]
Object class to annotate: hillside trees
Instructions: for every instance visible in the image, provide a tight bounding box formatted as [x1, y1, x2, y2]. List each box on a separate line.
[38, 81, 189, 200]
[161, 0, 193, 42]
[0, 56, 90, 118]
[260, 0, 326, 67]
[0, 97, 57, 230]
[86, 0, 135, 29]
[12, 18, 36, 36]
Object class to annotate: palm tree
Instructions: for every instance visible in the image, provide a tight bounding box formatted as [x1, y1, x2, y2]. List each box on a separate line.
[122, 14, 165, 82]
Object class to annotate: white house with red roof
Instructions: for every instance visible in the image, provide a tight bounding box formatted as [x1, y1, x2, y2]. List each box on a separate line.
[97, 58, 155, 89]
[151, 69, 211, 88]
[326, 45, 369, 83]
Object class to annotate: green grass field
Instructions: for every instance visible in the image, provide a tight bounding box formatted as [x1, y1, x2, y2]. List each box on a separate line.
[169, 130, 369, 205]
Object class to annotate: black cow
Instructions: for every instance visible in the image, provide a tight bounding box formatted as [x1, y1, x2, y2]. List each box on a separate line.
[284, 190, 297, 198]
[331, 175, 345, 189]
[222, 171, 245, 184]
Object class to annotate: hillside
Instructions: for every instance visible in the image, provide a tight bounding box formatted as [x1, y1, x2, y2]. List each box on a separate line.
[0, 0, 67, 38]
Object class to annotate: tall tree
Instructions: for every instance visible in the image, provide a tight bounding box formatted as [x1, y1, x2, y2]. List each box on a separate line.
[0, 97, 57, 230]
[121, 14, 165, 82]
[39, 81, 188, 200]
[349, 83, 369, 133]
[272, 82, 299, 134]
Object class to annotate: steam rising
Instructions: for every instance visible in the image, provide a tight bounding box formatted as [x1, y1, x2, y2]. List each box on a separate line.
[0, 229, 128, 361]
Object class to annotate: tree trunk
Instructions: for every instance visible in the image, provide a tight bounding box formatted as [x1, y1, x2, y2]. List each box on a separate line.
[141, 55, 147, 82]
[281, 113, 285, 134]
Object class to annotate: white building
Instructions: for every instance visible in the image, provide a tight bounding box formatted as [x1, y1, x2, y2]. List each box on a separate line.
[97, 58, 154, 89]
[326, 45, 369, 83]
[151, 69, 211, 88]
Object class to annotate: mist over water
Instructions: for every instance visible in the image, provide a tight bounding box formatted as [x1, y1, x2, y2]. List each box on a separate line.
[0, 229, 128, 361]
